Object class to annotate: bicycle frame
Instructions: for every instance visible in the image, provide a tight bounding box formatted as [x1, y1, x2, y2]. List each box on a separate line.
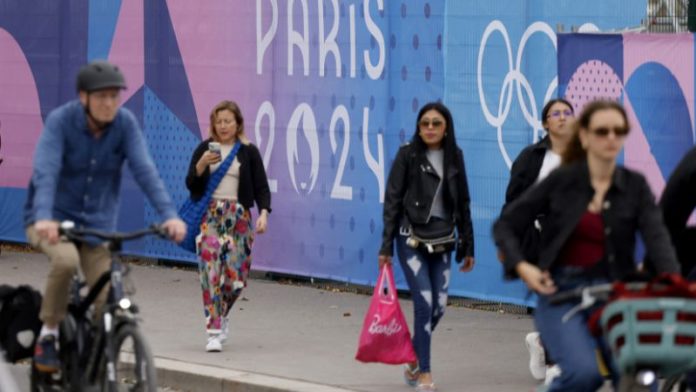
[59, 252, 138, 391]
[33, 223, 166, 392]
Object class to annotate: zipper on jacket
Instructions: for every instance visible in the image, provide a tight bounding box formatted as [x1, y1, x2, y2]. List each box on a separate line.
[424, 165, 442, 223]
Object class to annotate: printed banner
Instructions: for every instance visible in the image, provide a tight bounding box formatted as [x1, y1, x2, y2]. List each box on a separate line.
[558, 32, 695, 202]
[0, 1, 651, 305]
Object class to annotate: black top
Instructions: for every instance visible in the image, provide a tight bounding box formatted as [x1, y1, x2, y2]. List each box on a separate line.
[660, 146, 696, 275]
[380, 143, 474, 262]
[500, 136, 551, 263]
[493, 160, 679, 280]
[503, 136, 550, 210]
[185, 140, 272, 214]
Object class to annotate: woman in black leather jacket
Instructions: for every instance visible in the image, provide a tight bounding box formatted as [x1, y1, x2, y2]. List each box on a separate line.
[494, 100, 679, 391]
[379, 102, 474, 391]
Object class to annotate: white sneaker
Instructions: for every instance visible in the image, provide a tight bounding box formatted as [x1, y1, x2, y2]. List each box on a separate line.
[219, 318, 229, 344]
[544, 364, 561, 386]
[525, 332, 546, 380]
[206, 335, 222, 352]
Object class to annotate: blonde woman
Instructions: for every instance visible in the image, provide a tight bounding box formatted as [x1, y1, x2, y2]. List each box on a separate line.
[185, 100, 271, 352]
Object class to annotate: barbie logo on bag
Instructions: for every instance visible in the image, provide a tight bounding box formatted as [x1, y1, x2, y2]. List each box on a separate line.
[355, 264, 417, 364]
[368, 314, 403, 336]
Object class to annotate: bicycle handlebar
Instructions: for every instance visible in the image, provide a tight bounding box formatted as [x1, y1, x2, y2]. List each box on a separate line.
[548, 282, 660, 305]
[59, 221, 169, 243]
[548, 283, 615, 305]
[549, 282, 652, 323]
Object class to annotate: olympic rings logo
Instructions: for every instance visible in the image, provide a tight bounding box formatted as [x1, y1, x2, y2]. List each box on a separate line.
[477, 21, 599, 168]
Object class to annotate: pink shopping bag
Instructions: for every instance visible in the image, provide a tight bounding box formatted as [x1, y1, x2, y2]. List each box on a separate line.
[355, 264, 417, 364]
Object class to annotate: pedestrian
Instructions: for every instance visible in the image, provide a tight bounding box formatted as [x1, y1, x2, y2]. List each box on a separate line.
[660, 145, 696, 278]
[493, 100, 680, 391]
[25, 60, 186, 373]
[185, 100, 271, 352]
[658, 145, 696, 390]
[502, 99, 574, 385]
[379, 102, 475, 392]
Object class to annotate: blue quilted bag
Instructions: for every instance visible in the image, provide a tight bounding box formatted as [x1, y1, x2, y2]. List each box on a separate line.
[179, 142, 241, 253]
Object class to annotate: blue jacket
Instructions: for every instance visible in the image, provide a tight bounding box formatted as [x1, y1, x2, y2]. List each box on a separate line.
[24, 100, 177, 231]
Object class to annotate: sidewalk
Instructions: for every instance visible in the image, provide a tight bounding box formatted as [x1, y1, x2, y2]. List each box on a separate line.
[0, 250, 538, 392]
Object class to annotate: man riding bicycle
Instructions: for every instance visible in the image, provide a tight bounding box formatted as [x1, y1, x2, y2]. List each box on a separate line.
[23, 60, 186, 373]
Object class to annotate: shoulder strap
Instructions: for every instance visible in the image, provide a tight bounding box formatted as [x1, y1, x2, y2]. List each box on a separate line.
[202, 142, 241, 197]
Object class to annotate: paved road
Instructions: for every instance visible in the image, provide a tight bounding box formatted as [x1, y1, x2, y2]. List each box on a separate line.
[1, 250, 541, 392]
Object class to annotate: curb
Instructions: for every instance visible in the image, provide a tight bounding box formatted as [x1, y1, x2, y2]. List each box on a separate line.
[154, 356, 359, 392]
[11, 357, 359, 392]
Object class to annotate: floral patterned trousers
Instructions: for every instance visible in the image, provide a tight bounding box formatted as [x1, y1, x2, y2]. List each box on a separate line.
[197, 199, 253, 333]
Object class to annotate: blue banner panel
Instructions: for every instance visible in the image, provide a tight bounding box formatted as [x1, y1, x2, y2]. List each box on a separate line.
[444, 1, 644, 305]
[3, 0, 673, 307]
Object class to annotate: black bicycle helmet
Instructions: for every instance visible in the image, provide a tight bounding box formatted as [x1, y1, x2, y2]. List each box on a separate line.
[76, 60, 127, 92]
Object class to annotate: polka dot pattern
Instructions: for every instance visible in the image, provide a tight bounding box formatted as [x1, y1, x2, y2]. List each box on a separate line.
[565, 60, 623, 113]
[142, 87, 200, 262]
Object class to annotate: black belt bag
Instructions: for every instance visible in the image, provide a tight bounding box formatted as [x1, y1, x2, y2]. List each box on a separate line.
[404, 217, 456, 254]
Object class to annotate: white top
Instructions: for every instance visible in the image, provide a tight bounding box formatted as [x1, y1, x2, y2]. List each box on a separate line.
[535, 149, 561, 184]
[210, 144, 241, 200]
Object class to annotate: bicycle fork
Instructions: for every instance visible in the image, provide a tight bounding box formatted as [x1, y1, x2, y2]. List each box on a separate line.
[103, 262, 125, 392]
[103, 310, 118, 392]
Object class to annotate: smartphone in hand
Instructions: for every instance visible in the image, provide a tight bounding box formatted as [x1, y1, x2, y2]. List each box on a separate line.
[208, 142, 221, 155]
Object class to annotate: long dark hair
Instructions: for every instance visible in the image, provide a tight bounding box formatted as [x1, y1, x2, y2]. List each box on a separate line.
[562, 100, 630, 164]
[411, 102, 460, 173]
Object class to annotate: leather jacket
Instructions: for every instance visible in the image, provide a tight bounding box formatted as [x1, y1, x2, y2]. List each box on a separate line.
[503, 136, 550, 209]
[380, 143, 474, 261]
[501, 136, 551, 263]
[494, 161, 680, 280]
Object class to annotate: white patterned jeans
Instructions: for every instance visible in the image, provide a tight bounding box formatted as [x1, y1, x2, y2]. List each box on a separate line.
[395, 234, 451, 373]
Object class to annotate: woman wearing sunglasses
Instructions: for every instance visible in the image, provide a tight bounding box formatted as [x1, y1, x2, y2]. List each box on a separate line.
[501, 99, 574, 385]
[380, 102, 475, 392]
[493, 100, 679, 391]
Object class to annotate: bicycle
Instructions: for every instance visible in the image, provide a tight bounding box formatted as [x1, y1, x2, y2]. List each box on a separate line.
[31, 222, 168, 392]
[550, 274, 696, 392]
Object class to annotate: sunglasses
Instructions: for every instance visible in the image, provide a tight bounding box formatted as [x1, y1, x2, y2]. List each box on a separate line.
[590, 126, 629, 137]
[547, 110, 574, 119]
[419, 119, 445, 128]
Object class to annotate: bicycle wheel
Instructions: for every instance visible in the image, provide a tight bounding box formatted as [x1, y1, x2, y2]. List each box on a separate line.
[102, 323, 157, 392]
[617, 373, 653, 392]
[661, 374, 687, 392]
